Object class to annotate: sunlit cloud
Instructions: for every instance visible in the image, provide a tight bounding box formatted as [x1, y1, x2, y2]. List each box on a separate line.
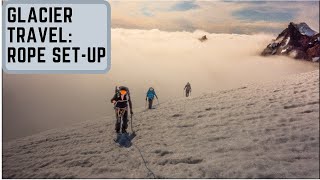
[109, 1, 319, 34]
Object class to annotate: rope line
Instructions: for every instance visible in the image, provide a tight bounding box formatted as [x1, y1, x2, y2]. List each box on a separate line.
[132, 142, 157, 178]
[113, 109, 157, 178]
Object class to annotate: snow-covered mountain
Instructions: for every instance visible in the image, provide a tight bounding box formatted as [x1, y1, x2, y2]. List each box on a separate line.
[261, 22, 320, 62]
[3, 70, 319, 178]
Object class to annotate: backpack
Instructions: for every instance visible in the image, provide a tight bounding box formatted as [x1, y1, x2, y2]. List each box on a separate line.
[185, 83, 191, 91]
[147, 90, 155, 100]
[115, 86, 131, 100]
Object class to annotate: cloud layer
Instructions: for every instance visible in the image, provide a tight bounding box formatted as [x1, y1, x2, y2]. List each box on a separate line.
[3, 28, 319, 141]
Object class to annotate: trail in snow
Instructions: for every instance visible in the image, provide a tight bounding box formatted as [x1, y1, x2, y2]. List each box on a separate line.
[3, 70, 319, 178]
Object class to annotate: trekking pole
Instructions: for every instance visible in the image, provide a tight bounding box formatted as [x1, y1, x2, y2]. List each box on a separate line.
[145, 99, 147, 109]
[130, 114, 135, 134]
[157, 98, 160, 106]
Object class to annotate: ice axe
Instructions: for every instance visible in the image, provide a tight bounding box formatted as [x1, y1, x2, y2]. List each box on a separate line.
[130, 113, 136, 136]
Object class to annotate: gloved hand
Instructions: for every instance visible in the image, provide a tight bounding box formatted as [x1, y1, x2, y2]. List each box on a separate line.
[130, 111, 134, 115]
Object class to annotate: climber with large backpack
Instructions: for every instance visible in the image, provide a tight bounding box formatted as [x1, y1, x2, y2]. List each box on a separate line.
[184, 82, 192, 97]
[146, 87, 158, 109]
[111, 86, 133, 134]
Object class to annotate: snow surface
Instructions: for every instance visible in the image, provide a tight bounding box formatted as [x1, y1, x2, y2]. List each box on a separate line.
[296, 23, 317, 37]
[3, 70, 319, 178]
[312, 57, 319, 62]
[284, 37, 290, 47]
[281, 49, 287, 54]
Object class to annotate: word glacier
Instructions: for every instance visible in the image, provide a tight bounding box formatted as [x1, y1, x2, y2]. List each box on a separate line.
[7, 7, 72, 23]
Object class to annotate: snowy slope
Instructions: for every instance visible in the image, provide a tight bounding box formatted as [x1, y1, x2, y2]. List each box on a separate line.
[3, 70, 319, 178]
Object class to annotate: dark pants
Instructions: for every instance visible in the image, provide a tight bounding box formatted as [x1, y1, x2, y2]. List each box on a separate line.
[186, 90, 190, 97]
[115, 109, 128, 133]
[148, 99, 153, 109]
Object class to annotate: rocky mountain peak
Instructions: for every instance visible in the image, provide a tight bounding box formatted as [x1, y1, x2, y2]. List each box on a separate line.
[261, 22, 319, 62]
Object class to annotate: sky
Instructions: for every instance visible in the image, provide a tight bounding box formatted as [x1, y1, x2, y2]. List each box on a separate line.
[109, 0, 319, 34]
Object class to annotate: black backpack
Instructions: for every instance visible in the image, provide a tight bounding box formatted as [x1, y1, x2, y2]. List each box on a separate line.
[115, 86, 131, 99]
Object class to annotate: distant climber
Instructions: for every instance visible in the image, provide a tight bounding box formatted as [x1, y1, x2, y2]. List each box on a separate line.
[199, 35, 207, 42]
[146, 87, 158, 109]
[184, 82, 192, 97]
[111, 86, 133, 134]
